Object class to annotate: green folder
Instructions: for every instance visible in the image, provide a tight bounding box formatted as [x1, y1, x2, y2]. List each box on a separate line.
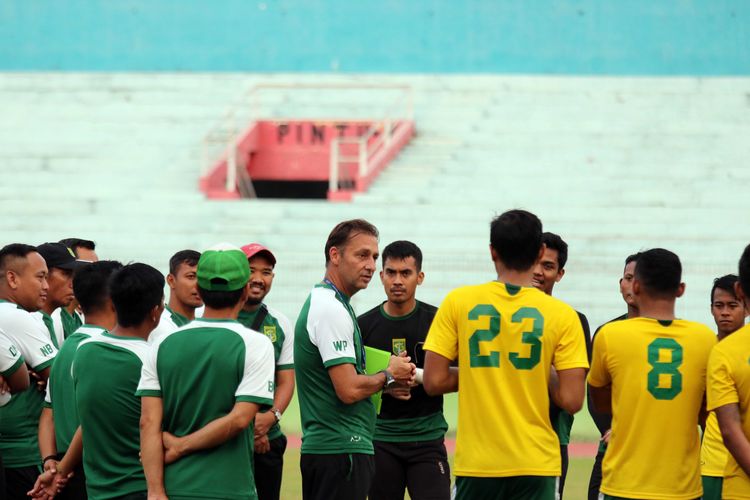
[365, 346, 391, 414]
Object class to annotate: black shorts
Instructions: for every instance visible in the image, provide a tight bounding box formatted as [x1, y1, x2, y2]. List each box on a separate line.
[253, 434, 287, 500]
[300, 452, 374, 500]
[4, 464, 41, 500]
[370, 438, 450, 500]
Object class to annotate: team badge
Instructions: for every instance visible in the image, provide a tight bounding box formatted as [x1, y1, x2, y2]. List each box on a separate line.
[392, 338, 406, 355]
[264, 326, 277, 342]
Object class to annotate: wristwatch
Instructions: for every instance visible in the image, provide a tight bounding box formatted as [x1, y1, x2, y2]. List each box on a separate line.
[379, 370, 396, 389]
[271, 407, 282, 423]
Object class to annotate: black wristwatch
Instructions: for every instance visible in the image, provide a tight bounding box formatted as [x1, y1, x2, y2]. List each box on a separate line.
[379, 370, 395, 389]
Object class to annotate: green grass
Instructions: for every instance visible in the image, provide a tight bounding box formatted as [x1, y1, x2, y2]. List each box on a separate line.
[279, 447, 595, 499]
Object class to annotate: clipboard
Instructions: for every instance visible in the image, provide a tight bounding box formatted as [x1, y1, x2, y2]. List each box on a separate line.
[364, 346, 391, 414]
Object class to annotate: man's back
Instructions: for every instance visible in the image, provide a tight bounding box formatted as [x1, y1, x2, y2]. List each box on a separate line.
[46, 324, 105, 452]
[589, 317, 716, 499]
[707, 323, 750, 498]
[74, 332, 150, 499]
[143, 319, 274, 499]
[424, 281, 588, 477]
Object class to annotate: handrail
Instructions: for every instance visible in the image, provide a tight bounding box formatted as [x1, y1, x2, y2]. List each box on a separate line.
[203, 83, 413, 196]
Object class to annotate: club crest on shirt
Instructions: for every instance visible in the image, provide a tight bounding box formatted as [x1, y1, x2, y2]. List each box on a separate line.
[392, 338, 406, 355]
[263, 325, 277, 342]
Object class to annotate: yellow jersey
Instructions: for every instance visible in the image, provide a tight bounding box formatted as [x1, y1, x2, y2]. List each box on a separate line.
[588, 317, 716, 499]
[701, 411, 728, 477]
[423, 281, 588, 477]
[706, 324, 750, 499]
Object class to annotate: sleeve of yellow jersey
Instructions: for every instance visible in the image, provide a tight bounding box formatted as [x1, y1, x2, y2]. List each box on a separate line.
[587, 326, 610, 388]
[423, 291, 459, 361]
[706, 345, 738, 412]
[552, 307, 589, 371]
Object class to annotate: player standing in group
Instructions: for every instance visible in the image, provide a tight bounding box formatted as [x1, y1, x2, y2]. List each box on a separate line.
[0, 244, 58, 499]
[148, 250, 202, 344]
[701, 274, 747, 500]
[36, 243, 82, 350]
[236, 243, 294, 500]
[531, 231, 591, 498]
[423, 209, 588, 500]
[36, 261, 122, 499]
[139, 244, 276, 500]
[587, 252, 641, 500]
[707, 245, 750, 499]
[71, 263, 165, 498]
[359, 240, 450, 500]
[54, 238, 98, 339]
[295, 220, 416, 500]
[588, 248, 716, 499]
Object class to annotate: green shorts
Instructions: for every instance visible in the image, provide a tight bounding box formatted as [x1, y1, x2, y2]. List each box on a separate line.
[455, 475, 557, 500]
[701, 475, 723, 500]
[602, 496, 702, 500]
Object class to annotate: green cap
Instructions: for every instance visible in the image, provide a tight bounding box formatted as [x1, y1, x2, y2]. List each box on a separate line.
[197, 243, 250, 292]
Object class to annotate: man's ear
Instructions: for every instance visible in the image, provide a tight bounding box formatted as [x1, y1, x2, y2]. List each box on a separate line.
[632, 279, 641, 296]
[6, 270, 19, 290]
[676, 282, 686, 298]
[417, 271, 425, 286]
[329, 246, 341, 266]
[735, 281, 747, 312]
[166, 273, 176, 290]
[555, 269, 565, 283]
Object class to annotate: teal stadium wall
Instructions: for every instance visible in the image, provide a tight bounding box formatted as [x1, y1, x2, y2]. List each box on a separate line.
[1, 0, 749, 74]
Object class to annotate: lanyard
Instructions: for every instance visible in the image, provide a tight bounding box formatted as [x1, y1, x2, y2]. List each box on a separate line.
[323, 279, 367, 371]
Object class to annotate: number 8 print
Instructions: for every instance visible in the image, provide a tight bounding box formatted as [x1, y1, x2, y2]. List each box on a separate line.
[647, 338, 683, 400]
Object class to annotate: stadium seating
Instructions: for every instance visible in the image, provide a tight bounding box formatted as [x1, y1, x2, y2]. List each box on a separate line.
[1, 73, 748, 331]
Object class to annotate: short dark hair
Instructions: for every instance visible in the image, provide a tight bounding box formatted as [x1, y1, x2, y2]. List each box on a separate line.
[739, 244, 750, 297]
[169, 250, 201, 276]
[109, 263, 164, 328]
[625, 252, 642, 267]
[198, 286, 244, 309]
[381, 240, 423, 271]
[74, 261, 123, 314]
[59, 238, 96, 256]
[711, 274, 739, 303]
[634, 248, 682, 299]
[0, 243, 38, 272]
[489, 209, 543, 272]
[541, 232, 568, 270]
[324, 219, 379, 264]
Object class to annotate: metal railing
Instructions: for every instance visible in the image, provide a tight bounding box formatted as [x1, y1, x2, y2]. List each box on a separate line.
[202, 83, 413, 197]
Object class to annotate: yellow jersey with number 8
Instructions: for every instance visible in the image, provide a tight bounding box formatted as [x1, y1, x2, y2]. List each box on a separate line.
[424, 281, 588, 477]
[588, 317, 716, 499]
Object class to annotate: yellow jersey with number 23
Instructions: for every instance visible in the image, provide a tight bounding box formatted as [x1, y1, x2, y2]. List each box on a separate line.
[424, 281, 588, 478]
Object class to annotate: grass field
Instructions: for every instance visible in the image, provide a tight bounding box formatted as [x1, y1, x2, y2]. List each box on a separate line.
[278, 447, 595, 499]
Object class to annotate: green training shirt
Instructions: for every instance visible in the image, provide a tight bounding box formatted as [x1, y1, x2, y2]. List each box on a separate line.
[137, 318, 275, 500]
[0, 301, 57, 467]
[237, 305, 294, 441]
[73, 333, 150, 499]
[294, 282, 375, 455]
[44, 325, 106, 453]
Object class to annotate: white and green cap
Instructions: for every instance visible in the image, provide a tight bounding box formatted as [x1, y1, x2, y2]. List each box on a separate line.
[197, 243, 250, 292]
